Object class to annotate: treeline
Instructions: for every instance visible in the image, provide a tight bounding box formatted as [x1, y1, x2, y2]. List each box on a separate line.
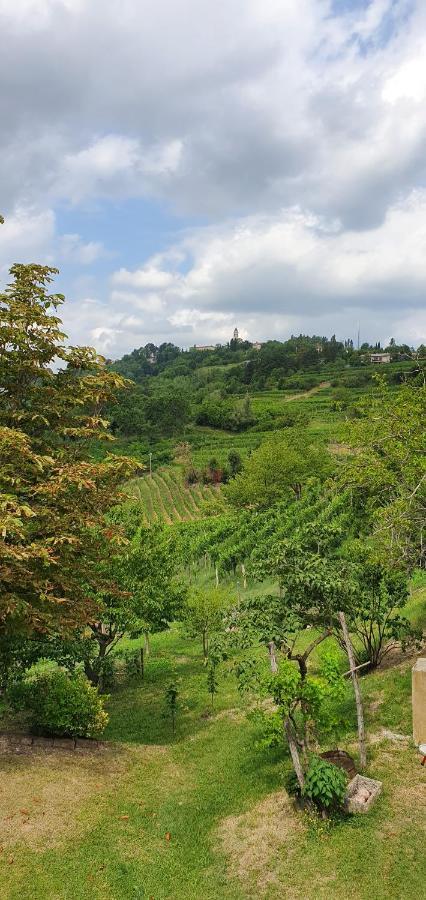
[111, 334, 422, 387]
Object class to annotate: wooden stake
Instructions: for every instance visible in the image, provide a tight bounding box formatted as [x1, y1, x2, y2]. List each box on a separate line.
[241, 563, 247, 590]
[268, 640, 278, 673]
[339, 611, 367, 769]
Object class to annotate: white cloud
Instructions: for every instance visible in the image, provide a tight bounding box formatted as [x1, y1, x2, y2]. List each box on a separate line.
[1, 0, 426, 352]
[59, 233, 104, 264]
[0, 207, 55, 275]
[112, 265, 176, 290]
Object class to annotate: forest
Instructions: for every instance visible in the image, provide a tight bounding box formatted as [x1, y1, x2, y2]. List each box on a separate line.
[0, 263, 425, 899]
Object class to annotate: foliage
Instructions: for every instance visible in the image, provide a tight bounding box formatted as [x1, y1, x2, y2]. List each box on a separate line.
[303, 755, 347, 812]
[341, 377, 426, 568]
[9, 667, 108, 738]
[196, 396, 256, 431]
[341, 551, 419, 668]
[225, 432, 333, 508]
[183, 586, 234, 658]
[145, 390, 190, 437]
[228, 449, 243, 476]
[206, 662, 219, 709]
[0, 264, 140, 643]
[82, 522, 185, 685]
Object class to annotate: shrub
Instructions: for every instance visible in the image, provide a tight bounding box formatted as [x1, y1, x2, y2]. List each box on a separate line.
[9, 668, 108, 738]
[185, 466, 200, 485]
[303, 755, 347, 813]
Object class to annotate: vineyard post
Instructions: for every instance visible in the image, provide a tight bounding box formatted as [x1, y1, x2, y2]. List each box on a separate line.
[241, 563, 247, 589]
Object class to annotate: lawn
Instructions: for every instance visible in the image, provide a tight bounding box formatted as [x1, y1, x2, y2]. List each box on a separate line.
[0, 608, 425, 899]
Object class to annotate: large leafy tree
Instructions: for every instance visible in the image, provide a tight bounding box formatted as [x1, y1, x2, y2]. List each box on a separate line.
[224, 432, 333, 508]
[341, 376, 426, 569]
[0, 264, 140, 641]
[83, 522, 185, 684]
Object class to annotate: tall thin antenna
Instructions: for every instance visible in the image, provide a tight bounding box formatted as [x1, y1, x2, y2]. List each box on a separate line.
[357, 325, 360, 350]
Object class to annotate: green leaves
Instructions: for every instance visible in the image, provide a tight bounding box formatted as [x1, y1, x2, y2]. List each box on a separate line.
[303, 756, 347, 812]
[224, 431, 334, 509]
[0, 264, 141, 640]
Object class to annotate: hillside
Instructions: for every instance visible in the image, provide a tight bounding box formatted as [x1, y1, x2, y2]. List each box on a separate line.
[125, 467, 219, 524]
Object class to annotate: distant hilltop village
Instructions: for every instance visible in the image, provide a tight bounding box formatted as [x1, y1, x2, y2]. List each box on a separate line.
[193, 327, 263, 352]
[192, 331, 400, 363]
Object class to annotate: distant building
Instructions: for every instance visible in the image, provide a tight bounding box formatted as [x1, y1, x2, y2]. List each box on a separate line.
[370, 352, 391, 364]
[252, 341, 263, 351]
[193, 344, 215, 351]
[233, 327, 240, 341]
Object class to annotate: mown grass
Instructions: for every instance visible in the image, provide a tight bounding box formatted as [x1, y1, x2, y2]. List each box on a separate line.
[1, 591, 425, 900]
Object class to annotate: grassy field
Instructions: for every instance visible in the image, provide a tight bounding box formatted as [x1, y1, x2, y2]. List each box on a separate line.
[0, 637, 425, 899]
[0, 577, 425, 900]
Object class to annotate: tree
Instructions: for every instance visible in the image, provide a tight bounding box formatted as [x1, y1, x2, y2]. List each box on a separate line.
[228, 449, 243, 477]
[341, 549, 419, 669]
[83, 523, 185, 686]
[341, 377, 426, 568]
[225, 433, 333, 508]
[145, 390, 190, 436]
[183, 586, 233, 659]
[0, 264, 140, 644]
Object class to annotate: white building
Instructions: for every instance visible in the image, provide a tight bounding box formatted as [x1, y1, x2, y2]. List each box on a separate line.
[370, 353, 391, 364]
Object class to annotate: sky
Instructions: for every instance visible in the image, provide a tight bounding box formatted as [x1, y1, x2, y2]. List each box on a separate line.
[1, 0, 426, 357]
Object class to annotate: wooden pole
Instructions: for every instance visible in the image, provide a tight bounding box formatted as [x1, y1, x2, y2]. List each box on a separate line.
[268, 640, 278, 673]
[339, 611, 367, 769]
[241, 563, 247, 590]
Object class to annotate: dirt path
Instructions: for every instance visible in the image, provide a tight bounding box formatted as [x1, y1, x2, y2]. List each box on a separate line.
[283, 380, 330, 403]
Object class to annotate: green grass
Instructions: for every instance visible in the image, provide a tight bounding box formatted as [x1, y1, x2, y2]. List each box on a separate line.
[1, 618, 425, 900]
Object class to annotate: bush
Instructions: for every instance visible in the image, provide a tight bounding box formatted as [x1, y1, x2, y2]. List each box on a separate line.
[9, 668, 108, 739]
[303, 755, 347, 813]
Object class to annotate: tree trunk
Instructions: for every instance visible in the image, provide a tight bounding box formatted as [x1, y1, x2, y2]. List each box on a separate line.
[339, 611, 367, 769]
[139, 647, 144, 679]
[215, 564, 219, 588]
[144, 632, 150, 656]
[284, 717, 305, 790]
[202, 629, 208, 659]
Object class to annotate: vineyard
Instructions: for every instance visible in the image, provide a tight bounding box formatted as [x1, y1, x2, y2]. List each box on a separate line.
[125, 467, 219, 523]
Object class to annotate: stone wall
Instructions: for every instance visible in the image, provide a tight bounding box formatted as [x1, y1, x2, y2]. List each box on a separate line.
[0, 731, 108, 753]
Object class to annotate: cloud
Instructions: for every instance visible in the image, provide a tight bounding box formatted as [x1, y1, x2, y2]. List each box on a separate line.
[112, 265, 176, 290]
[59, 233, 105, 264]
[55, 189, 426, 357]
[0, 208, 104, 277]
[0, 207, 55, 275]
[1, 0, 426, 351]
[1, 0, 424, 224]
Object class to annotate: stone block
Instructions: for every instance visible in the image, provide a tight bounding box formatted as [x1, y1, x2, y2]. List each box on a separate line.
[345, 774, 382, 814]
